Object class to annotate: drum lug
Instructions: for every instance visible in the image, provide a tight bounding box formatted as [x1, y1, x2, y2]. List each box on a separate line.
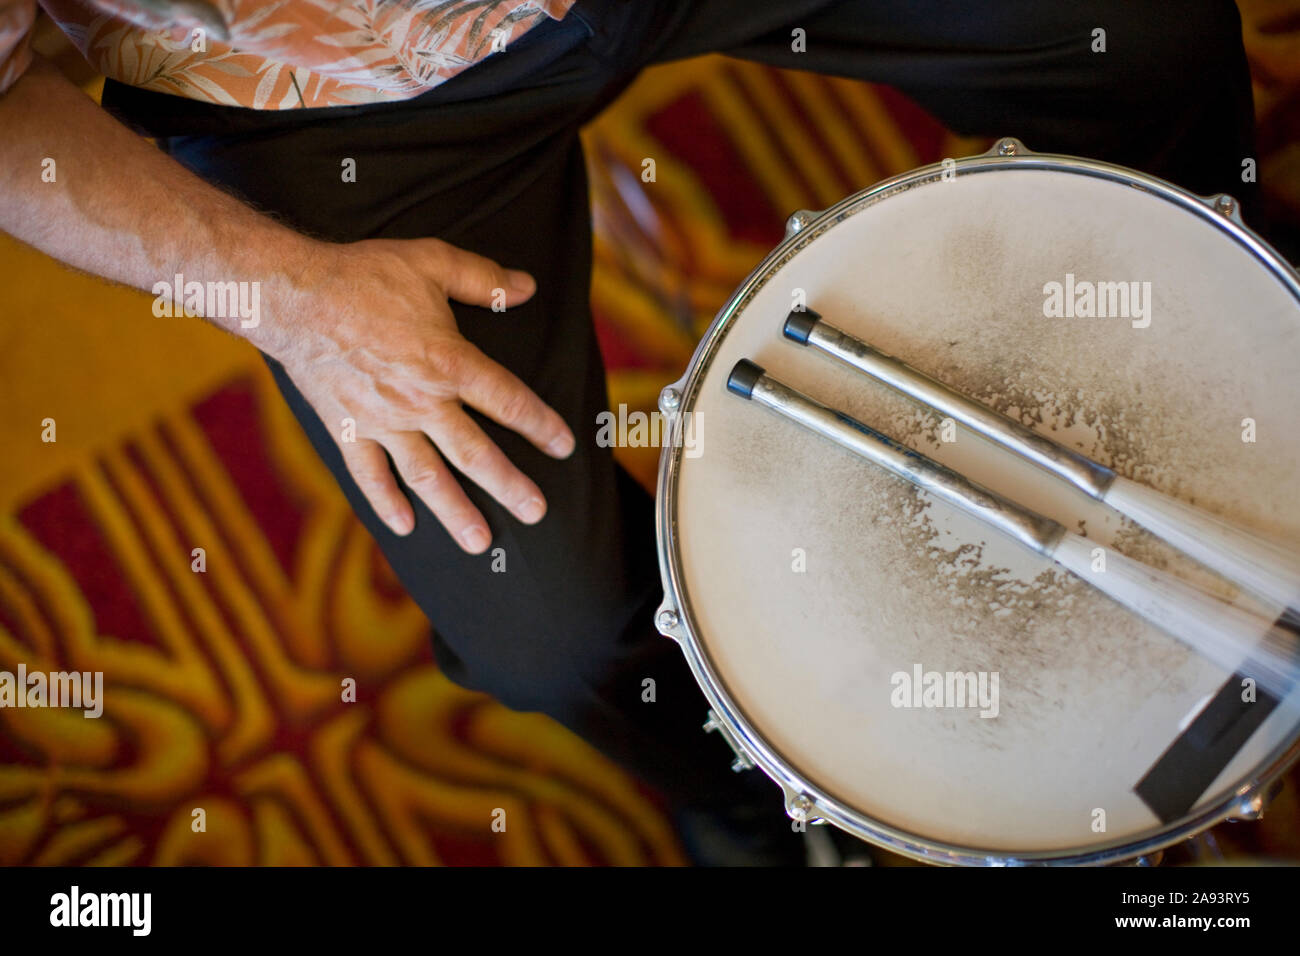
[702, 709, 756, 772]
[986, 136, 1031, 158]
[654, 604, 682, 642]
[1230, 777, 1286, 821]
[784, 790, 825, 826]
[1204, 192, 1245, 226]
[1134, 850, 1164, 867]
[1227, 791, 1267, 822]
[658, 377, 688, 421]
[658, 387, 681, 415]
[784, 208, 822, 239]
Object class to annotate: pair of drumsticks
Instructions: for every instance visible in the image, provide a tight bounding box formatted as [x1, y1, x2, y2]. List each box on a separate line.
[727, 310, 1300, 696]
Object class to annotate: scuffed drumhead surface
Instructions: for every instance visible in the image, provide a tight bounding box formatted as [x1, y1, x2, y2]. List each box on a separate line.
[672, 166, 1300, 854]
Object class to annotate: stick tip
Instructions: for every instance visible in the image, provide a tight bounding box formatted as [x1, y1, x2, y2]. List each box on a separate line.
[727, 359, 765, 399]
[783, 308, 821, 345]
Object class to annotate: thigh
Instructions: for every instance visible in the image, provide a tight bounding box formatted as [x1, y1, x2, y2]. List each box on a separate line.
[651, 0, 1255, 201]
[257, 136, 658, 714]
[100, 7, 661, 712]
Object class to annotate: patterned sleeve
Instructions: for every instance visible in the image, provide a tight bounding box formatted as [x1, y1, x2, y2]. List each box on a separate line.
[0, 0, 37, 96]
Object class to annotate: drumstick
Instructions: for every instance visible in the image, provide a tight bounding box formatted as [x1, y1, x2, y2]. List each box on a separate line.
[783, 310, 1300, 620]
[726, 359, 1300, 696]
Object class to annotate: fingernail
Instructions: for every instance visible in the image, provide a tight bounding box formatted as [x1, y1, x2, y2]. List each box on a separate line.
[388, 512, 414, 535]
[547, 431, 575, 458]
[506, 270, 535, 295]
[519, 497, 545, 524]
[462, 526, 491, 553]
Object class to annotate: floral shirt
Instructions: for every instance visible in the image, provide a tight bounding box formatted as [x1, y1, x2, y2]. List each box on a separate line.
[0, 0, 574, 108]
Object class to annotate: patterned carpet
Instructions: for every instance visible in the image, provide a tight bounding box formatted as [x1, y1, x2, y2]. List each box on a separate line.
[3, 2, 1300, 866]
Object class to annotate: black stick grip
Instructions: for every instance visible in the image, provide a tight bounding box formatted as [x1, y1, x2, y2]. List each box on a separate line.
[783, 307, 822, 345]
[727, 359, 765, 399]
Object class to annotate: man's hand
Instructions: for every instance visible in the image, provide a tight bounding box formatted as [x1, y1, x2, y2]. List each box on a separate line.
[278, 237, 576, 552]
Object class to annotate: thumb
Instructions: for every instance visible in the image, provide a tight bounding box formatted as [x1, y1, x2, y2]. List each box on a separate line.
[425, 240, 536, 309]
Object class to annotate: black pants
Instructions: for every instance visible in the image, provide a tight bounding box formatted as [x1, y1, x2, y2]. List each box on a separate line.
[103, 0, 1255, 814]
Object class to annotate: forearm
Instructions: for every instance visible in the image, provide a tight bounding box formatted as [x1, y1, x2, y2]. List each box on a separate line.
[0, 56, 322, 360]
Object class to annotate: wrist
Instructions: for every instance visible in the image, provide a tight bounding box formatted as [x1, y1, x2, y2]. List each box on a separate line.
[246, 233, 337, 364]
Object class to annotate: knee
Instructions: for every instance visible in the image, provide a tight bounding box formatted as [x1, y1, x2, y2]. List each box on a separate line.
[426, 575, 656, 719]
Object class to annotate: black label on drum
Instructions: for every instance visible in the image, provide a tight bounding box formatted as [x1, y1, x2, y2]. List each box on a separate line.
[1133, 674, 1278, 823]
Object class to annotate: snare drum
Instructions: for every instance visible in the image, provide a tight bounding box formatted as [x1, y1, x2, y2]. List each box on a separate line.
[652, 138, 1300, 865]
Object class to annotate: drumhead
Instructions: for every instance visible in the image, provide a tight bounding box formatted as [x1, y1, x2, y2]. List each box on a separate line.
[655, 144, 1300, 863]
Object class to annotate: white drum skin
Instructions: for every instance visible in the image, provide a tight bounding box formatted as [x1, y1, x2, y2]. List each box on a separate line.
[655, 144, 1300, 864]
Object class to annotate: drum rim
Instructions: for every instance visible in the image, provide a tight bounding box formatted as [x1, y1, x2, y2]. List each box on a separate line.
[653, 139, 1300, 865]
